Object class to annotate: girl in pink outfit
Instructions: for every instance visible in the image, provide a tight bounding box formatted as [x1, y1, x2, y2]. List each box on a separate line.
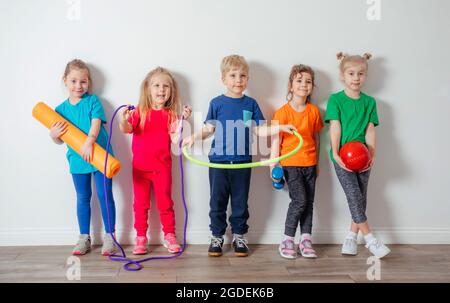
[119, 67, 191, 254]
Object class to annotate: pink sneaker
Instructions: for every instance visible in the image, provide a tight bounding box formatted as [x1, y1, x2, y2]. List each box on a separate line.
[163, 233, 181, 253]
[278, 239, 297, 259]
[132, 236, 148, 255]
[299, 237, 317, 258]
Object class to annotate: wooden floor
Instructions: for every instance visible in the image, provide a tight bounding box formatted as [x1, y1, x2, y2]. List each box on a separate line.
[1, 244, 450, 283]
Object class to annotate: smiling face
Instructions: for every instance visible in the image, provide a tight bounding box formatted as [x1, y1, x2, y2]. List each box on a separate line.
[340, 63, 367, 93]
[148, 73, 172, 109]
[222, 67, 248, 98]
[290, 72, 313, 100]
[64, 68, 89, 101]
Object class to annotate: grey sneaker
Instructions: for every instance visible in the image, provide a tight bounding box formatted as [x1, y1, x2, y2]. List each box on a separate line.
[232, 234, 249, 257]
[101, 233, 118, 256]
[208, 236, 224, 257]
[341, 237, 358, 255]
[72, 234, 91, 255]
[366, 239, 391, 259]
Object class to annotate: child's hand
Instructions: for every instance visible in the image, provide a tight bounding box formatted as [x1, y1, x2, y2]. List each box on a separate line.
[49, 121, 68, 139]
[360, 156, 375, 172]
[280, 124, 297, 134]
[182, 106, 192, 120]
[81, 139, 94, 163]
[182, 135, 195, 148]
[121, 106, 133, 121]
[333, 153, 353, 172]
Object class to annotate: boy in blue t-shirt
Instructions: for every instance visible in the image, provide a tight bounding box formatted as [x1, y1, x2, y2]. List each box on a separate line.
[183, 55, 295, 257]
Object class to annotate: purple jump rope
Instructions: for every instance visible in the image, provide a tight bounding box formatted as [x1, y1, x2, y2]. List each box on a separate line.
[103, 104, 188, 271]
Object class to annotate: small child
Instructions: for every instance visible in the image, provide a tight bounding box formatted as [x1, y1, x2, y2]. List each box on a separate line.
[183, 55, 295, 257]
[50, 59, 117, 256]
[270, 64, 324, 259]
[119, 67, 191, 255]
[325, 52, 390, 258]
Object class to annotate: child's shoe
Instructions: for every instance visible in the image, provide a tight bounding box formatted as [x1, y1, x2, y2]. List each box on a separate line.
[232, 234, 249, 257]
[163, 233, 182, 254]
[366, 239, 391, 259]
[132, 236, 148, 255]
[298, 235, 317, 258]
[208, 235, 224, 257]
[341, 237, 358, 255]
[278, 238, 297, 259]
[101, 233, 118, 256]
[72, 234, 91, 255]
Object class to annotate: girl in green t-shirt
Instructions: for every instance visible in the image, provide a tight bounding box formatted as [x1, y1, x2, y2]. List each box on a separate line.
[324, 52, 390, 259]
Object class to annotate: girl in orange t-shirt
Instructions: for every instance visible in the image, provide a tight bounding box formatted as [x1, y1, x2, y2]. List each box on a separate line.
[270, 64, 323, 259]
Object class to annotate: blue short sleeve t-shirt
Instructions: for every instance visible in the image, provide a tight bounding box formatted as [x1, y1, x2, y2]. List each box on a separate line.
[55, 94, 113, 174]
[204, 94, 265, 162]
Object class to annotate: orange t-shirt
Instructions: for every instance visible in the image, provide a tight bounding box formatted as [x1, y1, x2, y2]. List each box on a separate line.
[272, 102, 324, 167]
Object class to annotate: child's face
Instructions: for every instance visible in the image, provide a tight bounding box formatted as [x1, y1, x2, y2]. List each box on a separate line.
[64, 69, 89, 99]
[340, 63, 367, 92]
[149, 73, 172, 109]
[222, 68, 248, 97]
[291, 72, 313, 100]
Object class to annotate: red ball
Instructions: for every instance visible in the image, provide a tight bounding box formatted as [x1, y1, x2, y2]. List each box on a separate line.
[339, 141, 370, 172]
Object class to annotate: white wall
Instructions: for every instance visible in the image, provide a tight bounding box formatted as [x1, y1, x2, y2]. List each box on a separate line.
[1, 0, 449, 246]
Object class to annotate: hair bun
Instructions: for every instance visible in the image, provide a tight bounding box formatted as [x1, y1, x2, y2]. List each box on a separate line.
[362, 53, 372, 60]
[336, 52, 346, 60]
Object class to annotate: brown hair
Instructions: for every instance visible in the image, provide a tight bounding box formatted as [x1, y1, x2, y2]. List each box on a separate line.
[286, 64, 315, 102]
[337, 52, 372, 72]
[62, 59, 92, 88]
[137, 67, 180, 130]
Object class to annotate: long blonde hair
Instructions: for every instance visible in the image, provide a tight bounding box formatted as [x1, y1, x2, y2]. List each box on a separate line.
[138, 67, 180, 130]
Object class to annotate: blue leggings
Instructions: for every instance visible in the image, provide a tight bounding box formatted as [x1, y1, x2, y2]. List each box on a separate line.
[71, 171, 116, 234]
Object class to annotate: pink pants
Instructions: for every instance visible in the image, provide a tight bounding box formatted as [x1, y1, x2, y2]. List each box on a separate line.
[132, 168, 175, 237]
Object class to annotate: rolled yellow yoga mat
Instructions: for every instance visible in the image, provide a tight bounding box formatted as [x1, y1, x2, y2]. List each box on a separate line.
[32, 102, 121, 178]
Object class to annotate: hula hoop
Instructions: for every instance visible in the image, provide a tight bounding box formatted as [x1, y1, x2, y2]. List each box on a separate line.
[182, 130, 303, 169]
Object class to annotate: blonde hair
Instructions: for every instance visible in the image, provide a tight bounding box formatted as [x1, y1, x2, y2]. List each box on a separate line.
[220, 54, 249, 76]
[336, 52, 372, 72]
[62, 59, 92, 91]
[286, 64, 315, 103]
[138, 67, 180, 130]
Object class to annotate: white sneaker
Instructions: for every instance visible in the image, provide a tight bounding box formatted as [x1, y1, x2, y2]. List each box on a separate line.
[341, 238, 358, 255]
[366, 239, 390, 258]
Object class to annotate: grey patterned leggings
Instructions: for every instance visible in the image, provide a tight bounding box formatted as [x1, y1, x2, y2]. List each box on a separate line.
[283, 166, 317, 237]
[333, 163, 371, 224]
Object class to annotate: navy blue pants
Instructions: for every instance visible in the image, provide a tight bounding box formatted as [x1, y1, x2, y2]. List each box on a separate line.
[71, 171, 116, 234]
[208, 162, 252, 237]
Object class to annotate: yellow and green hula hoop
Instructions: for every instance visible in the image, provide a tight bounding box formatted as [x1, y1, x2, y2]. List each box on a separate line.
[182, 130, 303, 169]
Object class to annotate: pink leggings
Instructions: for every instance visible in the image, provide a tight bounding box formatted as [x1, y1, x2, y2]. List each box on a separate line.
[133, 168, 175, 237]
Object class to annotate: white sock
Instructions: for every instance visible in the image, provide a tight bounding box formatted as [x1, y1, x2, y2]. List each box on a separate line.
[233, 234, 244, 240]
[283, 235, 294, 241]
[346, 231, 358, 240]
[364, 233, 376, 244]
[301, 233, 312, 242]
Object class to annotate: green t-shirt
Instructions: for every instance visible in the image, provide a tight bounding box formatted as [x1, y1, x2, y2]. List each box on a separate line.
[324, 90, 379, 163]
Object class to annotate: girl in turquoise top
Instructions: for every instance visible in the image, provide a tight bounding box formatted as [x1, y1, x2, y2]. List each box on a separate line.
[50, 59, 117, 256]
